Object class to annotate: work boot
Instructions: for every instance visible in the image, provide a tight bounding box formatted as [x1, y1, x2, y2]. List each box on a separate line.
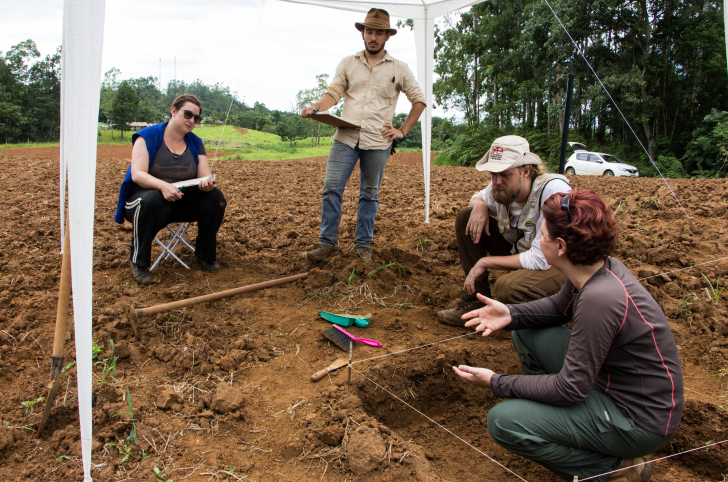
[604, 457, 653, 482]
[130, 261, 153, 285]
[306, 244, 338, 261]
[355, 246, 372, 262]
[196, 257, 220, 273]
[437, 296, 485, 326]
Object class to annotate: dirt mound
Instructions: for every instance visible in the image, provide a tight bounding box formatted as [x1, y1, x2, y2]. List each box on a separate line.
[0, 146, 726, 481]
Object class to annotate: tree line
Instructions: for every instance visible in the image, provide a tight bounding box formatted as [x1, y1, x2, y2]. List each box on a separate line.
[431, 0, 728, 177]
[0, 39, 454, 151]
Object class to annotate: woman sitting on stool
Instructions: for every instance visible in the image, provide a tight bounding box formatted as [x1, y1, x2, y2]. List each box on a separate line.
[114, 94, 226, 284]
[453, 189, 683, 482]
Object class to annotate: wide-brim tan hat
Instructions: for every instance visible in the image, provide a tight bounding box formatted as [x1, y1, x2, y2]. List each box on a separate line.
[475, 135, 543, 173]
[355, 8, 397, 35]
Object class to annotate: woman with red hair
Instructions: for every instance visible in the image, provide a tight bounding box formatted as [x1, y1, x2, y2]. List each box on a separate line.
[453, 189, 683, 482]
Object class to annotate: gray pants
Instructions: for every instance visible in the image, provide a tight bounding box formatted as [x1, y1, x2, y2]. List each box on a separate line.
[487, 327, 672, 481]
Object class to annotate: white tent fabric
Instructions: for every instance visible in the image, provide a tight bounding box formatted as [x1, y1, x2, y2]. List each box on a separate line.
[281, 0, 485, 223]
[60, 1, 106, 480]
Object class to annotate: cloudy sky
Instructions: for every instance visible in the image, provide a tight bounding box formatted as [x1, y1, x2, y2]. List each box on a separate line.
[1, 0, 459, 118]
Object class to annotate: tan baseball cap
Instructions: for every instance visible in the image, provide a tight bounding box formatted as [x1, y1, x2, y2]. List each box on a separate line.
[475, 135, 543, 173]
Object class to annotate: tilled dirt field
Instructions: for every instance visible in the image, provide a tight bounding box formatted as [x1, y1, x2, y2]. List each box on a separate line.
[0, 145, 727, 481]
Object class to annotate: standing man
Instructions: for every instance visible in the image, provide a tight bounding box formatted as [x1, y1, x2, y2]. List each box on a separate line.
[301, 8, 426, 262]
[438, 135, 570, 325]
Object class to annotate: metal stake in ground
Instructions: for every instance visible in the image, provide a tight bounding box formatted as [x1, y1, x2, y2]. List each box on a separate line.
[127, 272, 309, 338]
[37, 217, 72, 436]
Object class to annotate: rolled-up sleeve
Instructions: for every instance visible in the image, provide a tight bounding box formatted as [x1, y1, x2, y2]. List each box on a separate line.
[326, 58, 348, 104]
[519, 213, 550, 270]
[399, 63, 426, 106]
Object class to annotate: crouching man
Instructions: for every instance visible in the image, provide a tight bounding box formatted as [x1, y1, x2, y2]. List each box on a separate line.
[438, 135, 570, 326]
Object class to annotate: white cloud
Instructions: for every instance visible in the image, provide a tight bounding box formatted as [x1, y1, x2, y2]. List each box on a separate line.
[1, 0, 457, 118]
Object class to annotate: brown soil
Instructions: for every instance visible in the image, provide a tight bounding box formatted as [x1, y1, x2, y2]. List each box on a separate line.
[0, 145, 727, 481]
[234, 127, 248, 135]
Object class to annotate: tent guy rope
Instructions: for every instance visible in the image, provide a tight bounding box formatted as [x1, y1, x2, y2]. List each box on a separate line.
[542, 0, 692, 220]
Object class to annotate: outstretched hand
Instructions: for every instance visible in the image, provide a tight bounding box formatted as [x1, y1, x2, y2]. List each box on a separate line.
[452, 365, 494, 387]
[462, 293, 511, 337]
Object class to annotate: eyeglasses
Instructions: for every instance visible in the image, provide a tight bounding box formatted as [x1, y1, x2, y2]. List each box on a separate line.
[560, 194, 572, 223]
[183, 109, 202, 124]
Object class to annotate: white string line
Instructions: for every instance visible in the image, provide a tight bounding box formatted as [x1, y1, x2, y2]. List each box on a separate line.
[210, 0, 267, 170]
[351, 367, 530, 482]
[351, 332, 478, 365]
[542, 0, 692, 220]
[577, 438, 728, 481]
[637, 256, 728, 281]
[210, 97, 236, 167]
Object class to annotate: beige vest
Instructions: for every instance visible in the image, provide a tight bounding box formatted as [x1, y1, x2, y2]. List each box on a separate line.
[494, 173, 569, 254]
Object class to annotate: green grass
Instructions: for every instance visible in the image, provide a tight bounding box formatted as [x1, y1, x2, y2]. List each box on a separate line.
[193, 125, 334, 161]
[0, 140, 59, 149]
[3, 125, 421, 161]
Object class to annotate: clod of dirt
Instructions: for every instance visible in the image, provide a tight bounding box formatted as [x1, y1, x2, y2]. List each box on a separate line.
[156, 390, 184, 411]
[154, 345, 175, 362]
[210, 382, 244, 414]
[346, 425, 386, 475]
[0, 428, 13, 452]
[307, 268, 337, 289]
[282, 438, 304, 459]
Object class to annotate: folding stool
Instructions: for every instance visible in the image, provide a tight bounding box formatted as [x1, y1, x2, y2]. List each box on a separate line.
[151, 222, 195, 270]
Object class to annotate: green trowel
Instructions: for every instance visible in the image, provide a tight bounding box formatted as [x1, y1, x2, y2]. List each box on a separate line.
[319, 311, 371, 328]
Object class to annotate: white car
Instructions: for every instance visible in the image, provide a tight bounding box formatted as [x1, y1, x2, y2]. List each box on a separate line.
[564, 143, 639, 177]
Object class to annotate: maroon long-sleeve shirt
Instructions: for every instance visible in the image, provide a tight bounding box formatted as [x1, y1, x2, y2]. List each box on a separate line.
[491, 257, 684, 436]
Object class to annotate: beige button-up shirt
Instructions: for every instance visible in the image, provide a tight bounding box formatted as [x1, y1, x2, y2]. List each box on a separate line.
[326, 50, 426, 150]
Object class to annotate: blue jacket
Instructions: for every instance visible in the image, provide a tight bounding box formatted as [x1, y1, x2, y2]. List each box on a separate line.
[114, 121, 203, 224]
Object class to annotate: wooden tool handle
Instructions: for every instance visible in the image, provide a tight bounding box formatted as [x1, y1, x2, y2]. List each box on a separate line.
[311, 368, 330, 382]
[137, 272, 309, 317]
[52, 219, 72, 358]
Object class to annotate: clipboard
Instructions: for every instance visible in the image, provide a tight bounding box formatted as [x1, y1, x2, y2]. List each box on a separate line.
[311, 111, 359, 129]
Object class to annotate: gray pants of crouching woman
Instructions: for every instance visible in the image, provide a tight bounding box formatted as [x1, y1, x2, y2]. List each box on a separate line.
[487, 327, 673, 481]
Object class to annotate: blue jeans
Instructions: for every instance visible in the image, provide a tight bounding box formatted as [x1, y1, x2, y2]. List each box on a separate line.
[319, 140, 390, 248]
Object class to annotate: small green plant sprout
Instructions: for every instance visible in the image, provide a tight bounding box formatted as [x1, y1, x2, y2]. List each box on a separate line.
[347, 267, 357, 285]
[701, 273, 724, 301]
[91, 340, 104, 361]
[62, 360, 76, 377]
[415, 236, 432, 252]
[153, 466, 174, 482]
[367, 261, 406, 278]
[105, 438, 133, 465]
[95, 339, 119, 384]
[114, 387, 137, 445]
[676, 293, 697, 316]
[21, 396, 45, 416]
[224, 465, 236, 473]
[58, 455, 71, 461]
